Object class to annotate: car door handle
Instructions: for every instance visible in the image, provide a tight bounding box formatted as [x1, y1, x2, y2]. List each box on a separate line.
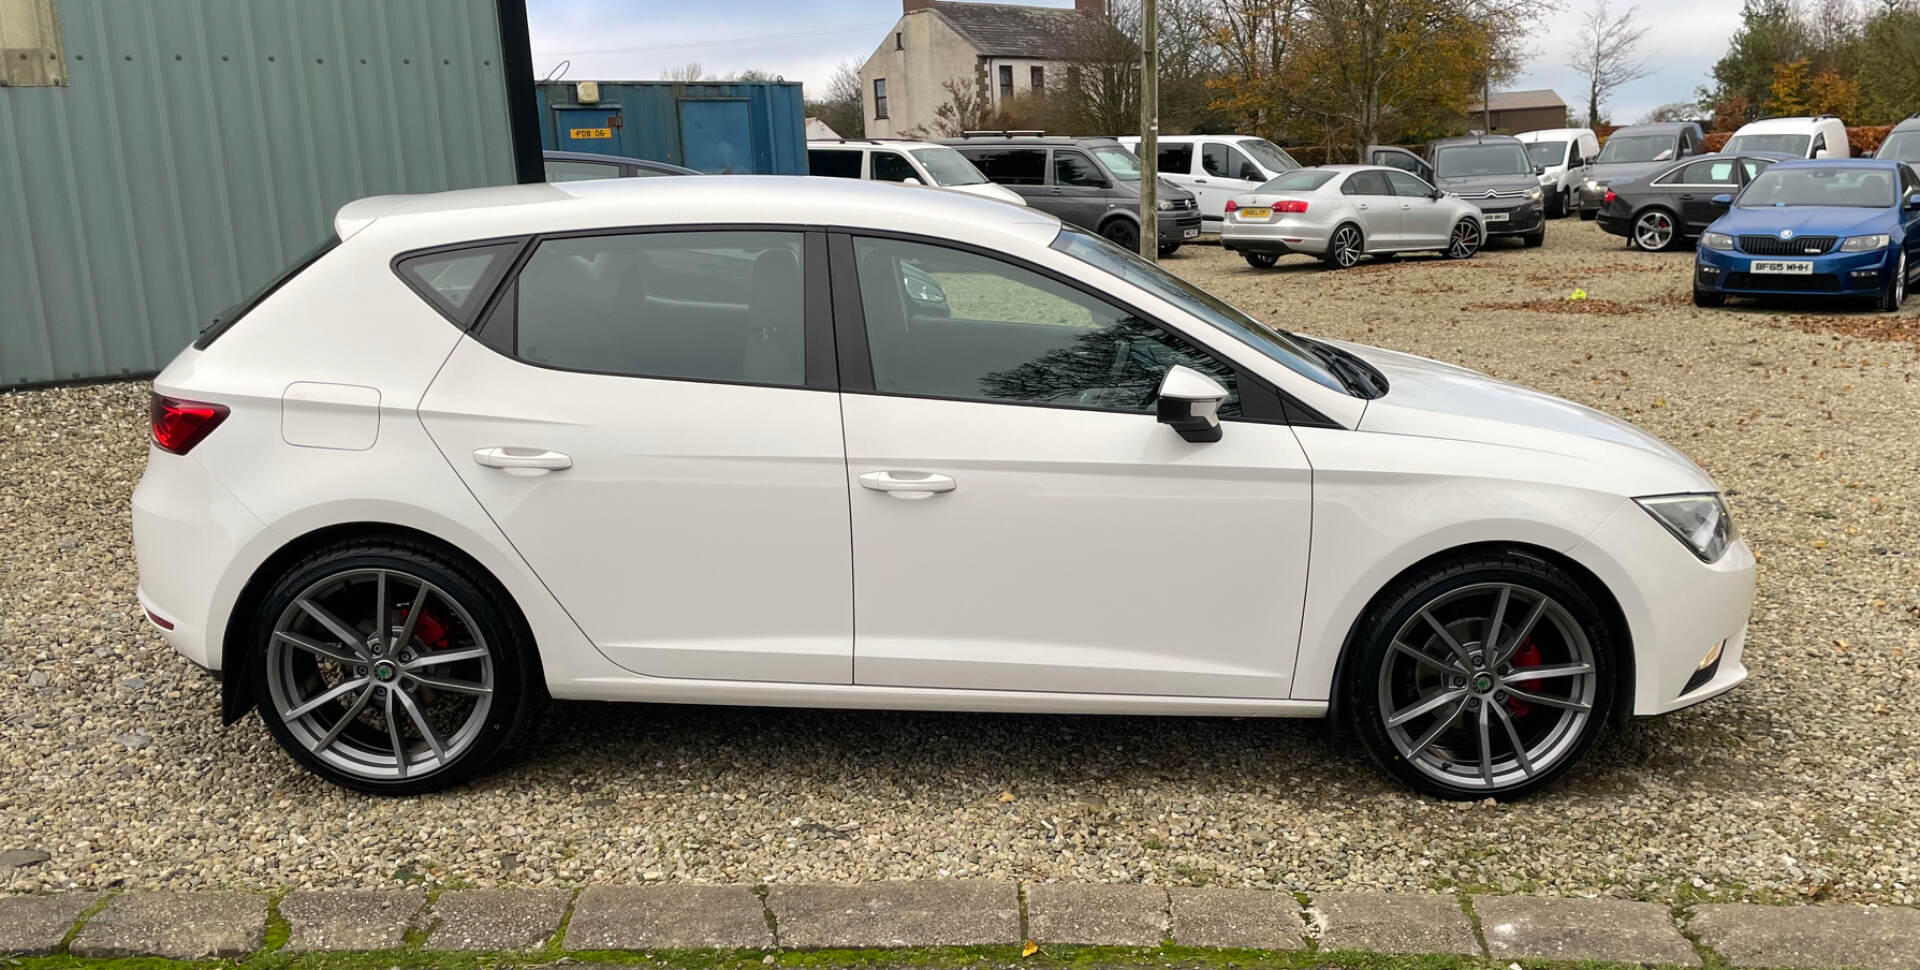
[1193, 178, 1209, 184]
[1401, 203, 1412, 210]
[473, 447, 572, 470]
[1356, 203, 1369, 210]
[858, 470, 955, 499]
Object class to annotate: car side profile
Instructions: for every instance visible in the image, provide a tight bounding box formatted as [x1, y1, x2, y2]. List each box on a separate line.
[1723, 115, 1851, 160]
[804, 139, 1028, 207]
[134, 177, 1754, 800]
[1576, 122, 1708, 219]
[1220, 166, 1486, 268]
[1596, 152, 1794, 250]
[1693, 158, 1920, 310]
[1369, 136, 1547, 246]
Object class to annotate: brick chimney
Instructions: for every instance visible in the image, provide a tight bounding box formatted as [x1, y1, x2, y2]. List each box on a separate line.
[1074, 0, 1105, 14]
[904, 0, 934, 11]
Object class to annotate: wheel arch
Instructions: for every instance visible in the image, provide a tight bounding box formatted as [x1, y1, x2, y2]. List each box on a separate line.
[219, 521, 546, 724]
[1097, 211, 1140, 236]
[1322, 540, 1635, 740]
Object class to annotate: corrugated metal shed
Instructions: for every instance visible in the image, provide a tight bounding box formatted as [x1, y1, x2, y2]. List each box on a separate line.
[0, 0, 539, 388]
[535, 80, 809, 175]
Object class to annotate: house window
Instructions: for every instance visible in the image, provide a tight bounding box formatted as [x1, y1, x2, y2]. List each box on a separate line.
[998, 64, 1013, 100]
[873, 78, 888, 120]
[895, 32, 903, 50]
[1031, 66, 1045, 92]
[1066, 64, 1081, 90]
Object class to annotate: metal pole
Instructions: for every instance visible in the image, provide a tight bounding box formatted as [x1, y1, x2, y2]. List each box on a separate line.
[1482, 73, 1492, 132]
[1139, 0, 1158, 260]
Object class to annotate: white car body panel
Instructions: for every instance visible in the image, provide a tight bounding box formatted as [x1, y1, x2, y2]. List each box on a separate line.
[1515, 128, 1600, 206]
[806, 141, 1028, 206]
[1118, 134, 1298, 224]
[1724, 116, 1852, 159]
[132, 176, 1753, 744]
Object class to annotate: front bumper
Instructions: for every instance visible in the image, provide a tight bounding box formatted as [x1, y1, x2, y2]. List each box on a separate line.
[1694, 245, 1899, 297]
[1568, 498, 1756, 717]
[1471, 199, 1545, 236]
[1577, 182, 1609, 213]
[1156, 208, 1204, 244]
[1220, 213, 1333, 255]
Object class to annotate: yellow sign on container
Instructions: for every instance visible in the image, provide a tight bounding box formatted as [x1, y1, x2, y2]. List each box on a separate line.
[569, 128, 612, 140]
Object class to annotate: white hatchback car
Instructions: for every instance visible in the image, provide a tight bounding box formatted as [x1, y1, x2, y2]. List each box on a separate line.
[134, 177, 1755, 799]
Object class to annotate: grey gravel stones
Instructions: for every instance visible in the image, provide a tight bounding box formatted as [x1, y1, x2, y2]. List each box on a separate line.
[1477, 895, 1698, 965]
[568, 885, 771, 949]
[70, 891, 264, 959]
[767, 881, 1019, 947]
[422, 888, 570, 951]
[1026, 883, 1168, 946]
[1689, 902, 1920, 970]
[1310, 891, 1480, 955]
[0, 893, 95, 955]
[279, 889, 424, 951]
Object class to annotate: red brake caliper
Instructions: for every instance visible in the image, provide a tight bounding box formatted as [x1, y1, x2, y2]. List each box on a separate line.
[409, 605, 453, 652]
[1506, 639, 1543, 717]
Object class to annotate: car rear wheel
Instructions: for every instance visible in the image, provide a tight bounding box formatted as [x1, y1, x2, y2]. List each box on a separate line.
[1578, 205, 1596, 221]
[1446, 219, 1481, 259]
[1322, 224, 1364, 269]
[1158, 243, 1181, 258]
[1243, 252, 1280, 269]
[1632, 209, 1677, 251]
[1878, 251, 1907, 312]
[1343, 552, 1615, 800]
[250, 539, 533, 794]
[1101, 219, 1140, 253]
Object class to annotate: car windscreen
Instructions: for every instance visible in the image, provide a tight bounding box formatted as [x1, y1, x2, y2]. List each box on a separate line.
[1595, 134, 1678, 163]
[1257, 169, 1336, 192]
[1240, 139, 1301, 174]
[1738, 167, 1897, 208]
[1875, 130, 1920, 163]
[1092, 146, 1143, 180]
[1433, 144, 1531, 178]
[1725, 133, 1812, 157]
[1525, 141, 1567, 167]
[193, 234, 342, 349]
[911, 146, 989, 186]
[1050, 225, 1348, 395]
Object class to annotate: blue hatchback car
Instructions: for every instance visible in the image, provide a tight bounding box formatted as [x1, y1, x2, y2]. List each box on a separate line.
[1693, 158, 1920, 310]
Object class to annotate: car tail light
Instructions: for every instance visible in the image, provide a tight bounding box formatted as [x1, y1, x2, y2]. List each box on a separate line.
[1276, 200, 1309, 213]
[151, 394, 229, 455]
[1603, 189, 1616, 204]
[1224, 199, 1238, 213]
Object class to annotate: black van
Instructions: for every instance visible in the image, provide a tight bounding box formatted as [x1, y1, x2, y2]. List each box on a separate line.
[941, 135, 1203, 256]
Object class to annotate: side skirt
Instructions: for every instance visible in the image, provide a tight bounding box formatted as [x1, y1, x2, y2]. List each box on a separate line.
[548, 676, 1331, 718]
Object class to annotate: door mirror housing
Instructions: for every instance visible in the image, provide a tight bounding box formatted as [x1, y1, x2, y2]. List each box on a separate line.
[1430, 188, 1446, 200]
[1156, 365, 1228, 443]
[1711, 193, 1734, 207]
[1534, 165, 1546, 176]
[902, 176, 923, 186]
[1907, 192, 1920, 211]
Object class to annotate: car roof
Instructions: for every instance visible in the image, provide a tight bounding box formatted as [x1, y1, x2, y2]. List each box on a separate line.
[941, 136, 1121, 147]
[1890, 116, 1920, 132]
[1609, 122, 1697, 134]
[541, 150, 700, 175]
[1124, 134, 1260, 143]
[1513, 128, 1592, 141]
[807, 138, 947, 150]
[1770, 157, 1902, 170]
[1732, 116, 1841, 134]
[334, 175, 1064, 249]
[1429, 134, 1523, 148]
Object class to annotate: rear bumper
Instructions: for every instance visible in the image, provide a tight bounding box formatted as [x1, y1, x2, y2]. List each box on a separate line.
[1221, 217, 1332, 255]
[1694, 246, 1898, 296]
[131, 448, 277, 670]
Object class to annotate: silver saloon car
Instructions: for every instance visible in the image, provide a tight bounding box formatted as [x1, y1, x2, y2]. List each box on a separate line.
[1221, 166, 1486, 269]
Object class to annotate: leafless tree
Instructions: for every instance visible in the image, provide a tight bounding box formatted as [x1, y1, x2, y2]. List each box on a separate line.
[807, 61, 866, 138]
[1569, 0, 1653, 126]
[663, 62, 707, 82]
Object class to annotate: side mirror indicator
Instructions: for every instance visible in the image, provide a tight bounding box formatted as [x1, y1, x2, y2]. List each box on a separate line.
[1156, 365, 1228, 443]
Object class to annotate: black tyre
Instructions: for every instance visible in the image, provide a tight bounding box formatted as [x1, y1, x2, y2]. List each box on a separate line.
[1342, 551, 1616, 800]
[1101, 219, 1140, 253]
[1693, 286, 1726, 308]
[249, 537, 534, 794]
[1877, 251, 1907, 312]
[1158, 243, 1181, 258]
[1243, 252, 1280, 269]
[1522, 227, 1546, 248]
[1578, 206, 1596, 221]
[1322, 223, 1364, 269]
[1445, 219, 1481, 260]
[1547, 189, 1566, 218]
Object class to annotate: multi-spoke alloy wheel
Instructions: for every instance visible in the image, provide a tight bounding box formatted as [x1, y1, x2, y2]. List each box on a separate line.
[1633, 210, 1675, 251]
[251, 542, 529, 794]
[1344, 553, 1615, 800]
[1324, 225, 1363, 268]
[1446, 219, 1481, 259]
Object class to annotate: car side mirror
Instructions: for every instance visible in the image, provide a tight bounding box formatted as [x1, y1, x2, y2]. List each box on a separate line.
[1711, 193, 1733, 207]
[1156, 365, 1227, 443]
[1907, 193, 1920, 211]
[1813, 149, 1832, 160]
[1430, 188, 1446, 200]
[902, 176, 923, 186]
[1534, 165, 1546, 176]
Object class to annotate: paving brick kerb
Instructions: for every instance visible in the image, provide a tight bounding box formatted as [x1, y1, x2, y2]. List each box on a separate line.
[3, 883, 1916, 969]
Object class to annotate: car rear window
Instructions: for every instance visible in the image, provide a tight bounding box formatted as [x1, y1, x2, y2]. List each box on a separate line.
[1258, 170, 1335, 192]
[193, 235, 340, 349]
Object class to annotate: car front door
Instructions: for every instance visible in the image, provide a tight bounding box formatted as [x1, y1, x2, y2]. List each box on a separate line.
[871, 149, 924, 185]
[1195, 142, 1265, 222]
[1368, 145, 1434, 183]
[1048, 148, 1112, 231]
[1665, 157, 1740, 232]
[1384, 169, 1452, 245]
[834, 233, 1313, 697]
[1341, 170, 1401, 247]
[418, 229, 853, 684]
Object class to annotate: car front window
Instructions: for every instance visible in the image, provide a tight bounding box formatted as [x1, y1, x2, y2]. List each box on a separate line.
[1738, 168, 1897, 208]
[1433, 144, 1531, 178]
[1596, 134, 1677, 163]
[1877, 130, 1920, 163]
[1726, 133, 1813, 156]
[1092, 147, 1142, 180]
[1240, 139, 1301, 174]
[1525, 141, 1567, 167]
[1050, 225, 1348, 394]
[911, 146, 989, 186]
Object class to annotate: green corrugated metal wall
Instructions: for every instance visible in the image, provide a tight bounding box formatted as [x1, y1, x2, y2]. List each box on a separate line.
[0, 0, 527, 387]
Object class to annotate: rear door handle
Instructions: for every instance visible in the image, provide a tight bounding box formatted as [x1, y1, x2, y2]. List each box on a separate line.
[473, 447, 572, 470]
[859, 470, 955, 500]
[1193, 178, 1209, 184]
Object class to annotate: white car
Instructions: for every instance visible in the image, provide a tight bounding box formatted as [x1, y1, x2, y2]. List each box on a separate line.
[1220, 166, 1487, 268]
[1117, 134, 1304, 227]
[1724, 116, 1851, 159]
[1515, 128, 1600, 218]
[133, 177, 1755, 800]
[806, 139, 1026, 205]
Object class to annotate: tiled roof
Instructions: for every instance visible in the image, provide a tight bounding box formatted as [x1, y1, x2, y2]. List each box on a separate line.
[931, 2, 1099, 59]
[1469, 89, 1567, 112]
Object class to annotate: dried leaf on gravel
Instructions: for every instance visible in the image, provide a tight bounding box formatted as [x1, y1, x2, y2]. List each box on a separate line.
[1466, 299, 1646, 315]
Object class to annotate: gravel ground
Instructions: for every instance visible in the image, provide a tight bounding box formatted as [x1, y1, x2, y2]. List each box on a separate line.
[3, 218, 1918, 904]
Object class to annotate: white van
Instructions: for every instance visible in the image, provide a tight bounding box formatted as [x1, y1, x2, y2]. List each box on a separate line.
[1115, 134, 1303, 226]
[806, 139, 1027, 206]
[1723, 116, 1851, 159]
[1514, 128, 1601, 218]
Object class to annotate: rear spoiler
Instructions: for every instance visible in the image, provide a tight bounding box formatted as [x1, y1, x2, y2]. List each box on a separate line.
[333, 195, 414, 240]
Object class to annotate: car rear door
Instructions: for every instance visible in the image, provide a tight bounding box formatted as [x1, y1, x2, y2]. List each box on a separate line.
[831, 233, 1313, 697]
[1666, 157, 1740, 232]
[418, 229, 854, 685]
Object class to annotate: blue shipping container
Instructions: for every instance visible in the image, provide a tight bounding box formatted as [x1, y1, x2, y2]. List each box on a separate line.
[534, 80, 807, 175]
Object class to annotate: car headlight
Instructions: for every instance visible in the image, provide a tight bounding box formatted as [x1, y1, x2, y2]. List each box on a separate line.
[1701, 231, 1735, 251]
[1636, 493, 1737, 562]
[1526, 187, 1543, 201]
[1583, 178, 1597, 189]
[1157, 199, 1177, 211]
[1840, 234, 1891, 252]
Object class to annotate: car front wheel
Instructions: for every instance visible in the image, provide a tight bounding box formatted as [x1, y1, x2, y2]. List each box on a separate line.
[1343, 552, 1615, 800]
[250, 539, 533, 794]
[1446, 219, 1481, 259]
[1878, 251, 1907, 312]
[1101, 219, 1140, 253]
